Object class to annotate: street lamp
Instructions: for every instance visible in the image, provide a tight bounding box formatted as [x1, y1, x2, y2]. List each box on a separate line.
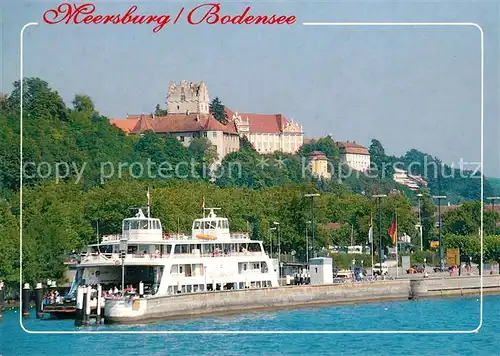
[372, 194, 387, 264]
[486, 196, 500, 231]
[416, 193, 423, 251]
[432, 195, 447, 270]
[269, 227, 276, 258]
[304, 193, 320, 258]
[273, 222, 281, 281]
[119, 236, 129, 295]
[305, 221, 312, 264]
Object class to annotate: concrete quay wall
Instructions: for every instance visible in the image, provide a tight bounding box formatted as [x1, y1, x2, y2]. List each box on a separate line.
[116, 281, 410, 323]
[411, 275, 500, 298]
[105, 276, 500, 323]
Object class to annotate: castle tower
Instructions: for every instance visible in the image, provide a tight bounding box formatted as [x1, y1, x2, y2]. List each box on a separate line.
[166, 80, 210, 114]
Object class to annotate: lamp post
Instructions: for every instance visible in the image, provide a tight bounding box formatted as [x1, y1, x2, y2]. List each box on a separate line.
[432, 195, 447, 270]
[372, 194, 387, 264]
[119, 236, 128, 296]
[305, 221, 312, 264]
[486, 196, 500, 231]
[416, 193, 423, 251]
[304, 193, 320, 258]
[269, 227, 276, 258]
[273, 222, 281, 281]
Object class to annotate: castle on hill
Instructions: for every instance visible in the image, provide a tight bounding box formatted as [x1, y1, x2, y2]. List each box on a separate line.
[111, 80, 304, 162]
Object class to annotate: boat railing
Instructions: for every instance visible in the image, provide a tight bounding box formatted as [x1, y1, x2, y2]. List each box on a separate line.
[80, 252, 171, 262]
[230, 232, 250, 239]
[163, 232, 191, 240]
[101, 234, 121, 242]
[172, 251, 263, 258]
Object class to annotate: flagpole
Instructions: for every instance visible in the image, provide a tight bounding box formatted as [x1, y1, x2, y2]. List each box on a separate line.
[369, 214, 374, 277]
[395, 212, 399, 279]
[147, 187, 151, 218]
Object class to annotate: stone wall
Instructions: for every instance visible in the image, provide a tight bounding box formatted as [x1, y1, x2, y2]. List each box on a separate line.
[139, 280, 410, 322]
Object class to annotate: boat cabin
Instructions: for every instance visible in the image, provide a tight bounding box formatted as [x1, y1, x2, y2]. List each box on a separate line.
[192, 208, 231, 241]
[122, 208, 163, 241]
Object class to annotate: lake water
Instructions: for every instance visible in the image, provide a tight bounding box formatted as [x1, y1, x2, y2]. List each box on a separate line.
[1, 295, 499, 355]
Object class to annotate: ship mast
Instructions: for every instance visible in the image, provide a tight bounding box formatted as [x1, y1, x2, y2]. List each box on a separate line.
[147, 187, 151, 219]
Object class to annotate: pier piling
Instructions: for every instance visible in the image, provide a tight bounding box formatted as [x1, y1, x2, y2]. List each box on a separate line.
[75, 286, 84, 326]
[35, 283, 43, 319]
[96, 284, 102, 325]
[0, 281, 4, 319]
[84, 285, 91, 326]
[22, 283, 30, 317]
[139, 281, 144, 298]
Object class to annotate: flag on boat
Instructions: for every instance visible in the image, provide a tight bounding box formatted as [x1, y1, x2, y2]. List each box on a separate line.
[388, 213, 397, 245]
[368, 214, 373, 243]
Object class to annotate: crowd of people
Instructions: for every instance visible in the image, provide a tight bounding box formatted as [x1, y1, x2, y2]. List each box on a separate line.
[43, 290, 61, 305]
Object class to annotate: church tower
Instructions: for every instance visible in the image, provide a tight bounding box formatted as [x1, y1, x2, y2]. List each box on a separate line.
[166, 80, 210, 114]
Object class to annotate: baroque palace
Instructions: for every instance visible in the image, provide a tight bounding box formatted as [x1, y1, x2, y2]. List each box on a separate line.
[110, 80, 304, 162]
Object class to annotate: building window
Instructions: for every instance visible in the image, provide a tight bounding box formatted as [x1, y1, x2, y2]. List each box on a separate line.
[203, 132, 207, 138]
[212, 132, 217, 138]
[179, 136, 185, 142]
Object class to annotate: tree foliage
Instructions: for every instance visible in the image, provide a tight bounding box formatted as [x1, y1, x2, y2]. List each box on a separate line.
[209, 97, 227, 124]
[0, 77, 497, 286]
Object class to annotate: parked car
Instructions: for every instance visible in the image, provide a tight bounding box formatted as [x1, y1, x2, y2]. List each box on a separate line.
[372, 263, 389, 276]
[433, 266, 449, 272]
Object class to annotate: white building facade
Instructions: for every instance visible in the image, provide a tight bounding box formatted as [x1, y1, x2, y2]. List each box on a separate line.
[336, 141, 371, 172]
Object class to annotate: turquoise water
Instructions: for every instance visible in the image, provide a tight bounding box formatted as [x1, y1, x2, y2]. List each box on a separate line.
[1, 295, 499, 355]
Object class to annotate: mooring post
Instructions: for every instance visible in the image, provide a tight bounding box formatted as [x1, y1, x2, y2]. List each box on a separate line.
[84, 285, 91, 326]
[96, 284, 102, 325]
[22, 283, 31, 317]
[0, 281, 5, 319]
[81, 286, 88, 326]
[75, 286, 84, 327]
[35, 283, 43, 319]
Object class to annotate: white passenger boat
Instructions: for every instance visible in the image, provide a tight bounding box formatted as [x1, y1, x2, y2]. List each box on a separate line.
[68, 195, 279, 321]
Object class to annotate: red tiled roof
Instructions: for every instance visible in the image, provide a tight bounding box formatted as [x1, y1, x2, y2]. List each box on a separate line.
[309, 151, 328, 160]
[303, 138, 317, 145]
[225, 107, 290, 134]
[111, 113, 238, 135]
[110, 118, 139, 134]
[132, 115, 156, 133]
[336, 141, 370, 155]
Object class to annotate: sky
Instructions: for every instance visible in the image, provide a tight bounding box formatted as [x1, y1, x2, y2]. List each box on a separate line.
[1, 0, 499, 177]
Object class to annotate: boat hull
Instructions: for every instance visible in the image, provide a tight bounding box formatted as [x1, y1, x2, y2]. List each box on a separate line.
[104, 281, 410, 324]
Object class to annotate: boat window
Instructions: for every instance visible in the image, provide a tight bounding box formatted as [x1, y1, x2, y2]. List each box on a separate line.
[127, 245, 138, 254]
[179, 266, 183, 274]
[170, 265, 178, 274]
[223, 220, 228, 229]
[174, 244, 189, 254]
[247, 243, 262, 252]
[217, 220, 222, 228]
[125, 220, 150, 230]
[194, 221, 201, 229]
[166, 245, 172, 254]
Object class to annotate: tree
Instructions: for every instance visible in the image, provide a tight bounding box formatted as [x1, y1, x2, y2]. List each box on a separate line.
[72, 94, 96, 115]
[239, 135, 257, 153]
[209, 97, 227, 124]
[189, 138, 218, 166]
[155, 104, 168, 116]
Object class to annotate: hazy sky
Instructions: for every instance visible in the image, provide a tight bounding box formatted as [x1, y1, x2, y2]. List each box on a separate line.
[2, 1, 499, 176]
